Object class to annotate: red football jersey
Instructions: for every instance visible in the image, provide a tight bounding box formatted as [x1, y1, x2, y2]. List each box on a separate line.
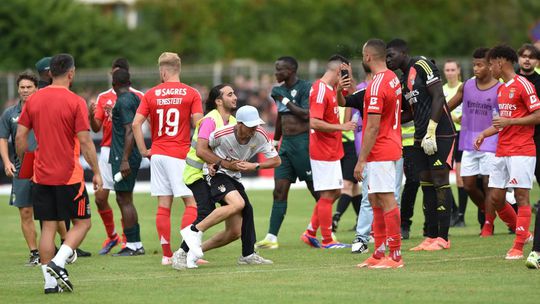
[18, 86, 90, 185]
[137, 82, 203, 159]
[95, 87, 144, 147]
[496, 75, 540, 157]
[363, 70, 403, 162]
[309, 79, 344, 161]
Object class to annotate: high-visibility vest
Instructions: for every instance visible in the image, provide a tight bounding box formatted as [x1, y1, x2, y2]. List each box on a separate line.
[183, 109, 236, 185]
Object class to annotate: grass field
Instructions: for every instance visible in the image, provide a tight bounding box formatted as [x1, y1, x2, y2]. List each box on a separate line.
[0, 188, 539, 303]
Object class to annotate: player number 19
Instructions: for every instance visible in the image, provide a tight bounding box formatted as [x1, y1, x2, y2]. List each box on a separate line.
[157, 108, 179, 136]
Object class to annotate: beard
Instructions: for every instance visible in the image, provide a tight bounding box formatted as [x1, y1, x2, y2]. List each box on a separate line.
[521, 66, 535, 74]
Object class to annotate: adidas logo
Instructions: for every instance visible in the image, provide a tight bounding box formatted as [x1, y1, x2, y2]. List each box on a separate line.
[437, 206, 446, 211]
[516, 226, 526, 232]
[509, 178, 518, 185]
[433, 159, 443, 166]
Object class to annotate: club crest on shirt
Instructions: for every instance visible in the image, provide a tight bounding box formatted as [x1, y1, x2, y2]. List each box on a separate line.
[218, 184, 226, 193]
[509, 88, 516, 99]
[291, 89, 297, 98]
[12, 116, 19, 123]
[155, 89, 162, 97]
[250, 144, 256, 150]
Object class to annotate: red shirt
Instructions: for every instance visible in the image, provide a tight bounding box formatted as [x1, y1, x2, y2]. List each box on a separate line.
[18, 86, 90, 185]
[137, 82, 203, 159]
[363, 70, 402, 162]
[309, 79, 344, 161]
[496, 75, 540, 157]
[95, 87, 144, 147]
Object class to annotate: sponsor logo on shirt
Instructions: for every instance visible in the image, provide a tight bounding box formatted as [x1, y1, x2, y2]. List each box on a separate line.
[155, 88, 187, 97]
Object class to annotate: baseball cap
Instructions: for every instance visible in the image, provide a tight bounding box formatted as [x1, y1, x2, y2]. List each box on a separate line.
[35, 57, 51, 73]
[236, 105, 265, 127]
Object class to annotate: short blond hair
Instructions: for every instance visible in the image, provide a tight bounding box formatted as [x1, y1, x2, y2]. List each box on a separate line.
[158, 52, 181, 73]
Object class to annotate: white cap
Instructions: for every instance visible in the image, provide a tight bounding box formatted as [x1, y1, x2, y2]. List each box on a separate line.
[235, 105, 265, 127]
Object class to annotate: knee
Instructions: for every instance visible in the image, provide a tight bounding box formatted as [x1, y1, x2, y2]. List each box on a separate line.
[226, 227, 242, 241]
[20, 208, 33, 221]
[273, 184, 288, 201]
[514, 191, 529, 205]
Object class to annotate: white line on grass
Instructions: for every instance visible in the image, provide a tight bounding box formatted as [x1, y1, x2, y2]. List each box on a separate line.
[3, 254, 505, 287]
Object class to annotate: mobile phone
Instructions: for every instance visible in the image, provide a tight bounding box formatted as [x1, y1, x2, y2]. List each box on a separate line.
[340, 69, 349, 79]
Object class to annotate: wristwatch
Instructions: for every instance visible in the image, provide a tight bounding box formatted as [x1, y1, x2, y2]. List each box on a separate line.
[255, 163, 260, 170]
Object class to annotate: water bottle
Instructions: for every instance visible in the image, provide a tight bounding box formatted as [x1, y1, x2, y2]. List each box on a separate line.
[351, 112, 360, 123]
[114, 172, 123, 182]
[492, 107, 502, 131]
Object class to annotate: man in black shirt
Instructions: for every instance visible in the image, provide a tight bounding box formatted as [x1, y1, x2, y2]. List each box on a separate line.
[386, 39, 456, 251]
[517, 43, 540, 269]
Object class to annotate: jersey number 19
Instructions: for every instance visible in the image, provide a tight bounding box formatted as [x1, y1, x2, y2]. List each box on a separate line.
[157, 108, 179, 136]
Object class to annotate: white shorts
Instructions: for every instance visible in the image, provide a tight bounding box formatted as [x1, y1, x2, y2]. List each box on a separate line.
[98, 146, 114, 190]
[310, 159, 343, 191]
[367, 161, 397, 194]
[460, 150, 496, 177]
[488, 156, 536, 189]
[150, 155, 193, 197]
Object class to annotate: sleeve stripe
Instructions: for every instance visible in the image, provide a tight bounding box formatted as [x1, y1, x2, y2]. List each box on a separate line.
[517, 76, 534, 95]
[370, 73, 383, 96]
[416, 60, 433, 75]
[316, 82, 326, 103]
[256, 127, 270, 142]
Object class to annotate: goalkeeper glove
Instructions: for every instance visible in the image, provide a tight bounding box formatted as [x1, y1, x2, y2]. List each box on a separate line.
[421, 119, 438, 155]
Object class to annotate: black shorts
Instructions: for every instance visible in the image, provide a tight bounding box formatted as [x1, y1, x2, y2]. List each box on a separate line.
[32, 183, 91, 221]
[454, 131, 463, 162]
[188, 178, 220, 223]
[411, 137, 455, 174]
[340, 141, 358, 183]
[207, 173, 250, 206]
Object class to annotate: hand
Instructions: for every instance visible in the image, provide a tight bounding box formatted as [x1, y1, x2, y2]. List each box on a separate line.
[341, 121, 357, 131]
[337, 72, 352, 92]
[353, 160, 366, 182]
[89, 100, 97, 116]
[474, 133, 485, 150]
[120, 160, 131, 179]
[141, 148, 151, 159]
[236, 161, 257, 172]
[208, 163, 217, 176]
[4, 162, 15, 178]
[272, 139, 280, 151]
[492, 116, 511, 129]
[223, 159, 241, 171]
[93, 174, 103, 192]
[421, 120, 438, 155]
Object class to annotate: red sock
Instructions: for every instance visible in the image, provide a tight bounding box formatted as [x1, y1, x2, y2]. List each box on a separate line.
[513, 205, 532, 251]
[317, 198, 334, 244]
[372, 206, 386, 259]
[307, 204, 319, 237]
[181, 205, 198, 229]
[481, 214, 495, 235]
[98, 208, 116, 239]
[497, 203, 517, 231]
[121, 218, 127, 244]
[384, 207, 402, 262]
[156, 207, 172, 257]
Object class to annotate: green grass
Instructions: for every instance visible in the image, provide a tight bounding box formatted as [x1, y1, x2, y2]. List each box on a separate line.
[0, 188, 539, 303]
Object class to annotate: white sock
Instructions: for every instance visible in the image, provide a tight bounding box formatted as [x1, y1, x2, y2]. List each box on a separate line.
[266, 233, 277, 243]
[134, 242, 143, 249]
[41, 265, 57, 289]
[52, 244, 73, 268]
[126, 242, 137, 251]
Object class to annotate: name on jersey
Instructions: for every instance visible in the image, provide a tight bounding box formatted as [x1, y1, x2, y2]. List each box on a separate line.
[157, 98, 183, 105]
[155, 88, 187, 97]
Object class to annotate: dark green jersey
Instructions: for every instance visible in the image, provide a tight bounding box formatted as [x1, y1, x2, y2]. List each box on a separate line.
[271, 79, 311, 113]
[0, 101, 37, 171]
[110, 92, 141, 166]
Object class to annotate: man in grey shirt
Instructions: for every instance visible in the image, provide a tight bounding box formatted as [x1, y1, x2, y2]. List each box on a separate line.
[181, 105, 281, 268]
[0, 72, 39, 266]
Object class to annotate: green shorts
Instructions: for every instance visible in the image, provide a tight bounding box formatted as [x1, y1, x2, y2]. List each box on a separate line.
[275, 132, 313, 182]
[111, 160, 141, 192]
[9, 176, 33, 208]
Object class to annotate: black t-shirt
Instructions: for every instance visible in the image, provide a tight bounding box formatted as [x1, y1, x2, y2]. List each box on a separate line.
[402, 56, 455, 141]
[518, 71, 540, 137]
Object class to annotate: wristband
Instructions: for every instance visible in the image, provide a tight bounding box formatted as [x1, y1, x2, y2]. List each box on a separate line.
[255, 163, 260, 170]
